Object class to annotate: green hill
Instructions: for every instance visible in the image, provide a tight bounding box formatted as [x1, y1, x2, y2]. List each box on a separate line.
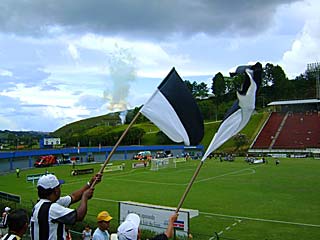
[52, 109, 269, 153]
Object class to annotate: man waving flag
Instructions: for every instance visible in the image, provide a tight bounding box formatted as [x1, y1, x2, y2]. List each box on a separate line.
[202, 62, 262, 160]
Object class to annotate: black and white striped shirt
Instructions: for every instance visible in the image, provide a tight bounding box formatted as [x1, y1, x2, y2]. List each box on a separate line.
[1, 233, 19, 240]
[30, 196, 77, 240]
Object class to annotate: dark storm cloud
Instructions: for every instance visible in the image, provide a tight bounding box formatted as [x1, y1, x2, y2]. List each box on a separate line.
[0, 0, 300, 39]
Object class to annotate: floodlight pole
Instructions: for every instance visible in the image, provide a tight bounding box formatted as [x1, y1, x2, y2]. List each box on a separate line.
[91, 111, 141, 188]
[175, 160, 204, 213]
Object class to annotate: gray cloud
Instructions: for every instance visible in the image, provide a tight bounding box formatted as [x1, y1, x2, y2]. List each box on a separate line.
[0, 95, 21, 109]
[0, 0, 300, 39]
[0, 66, 50, 88]
[40, 84, 60, 91]
[75, 95, 104, 110]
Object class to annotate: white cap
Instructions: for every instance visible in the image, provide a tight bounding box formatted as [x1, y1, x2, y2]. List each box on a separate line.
[117, 213, 140, 240]
[4, 207, 10, 212]
[37, 174, 63, 189]
[110, 233, 118, 240]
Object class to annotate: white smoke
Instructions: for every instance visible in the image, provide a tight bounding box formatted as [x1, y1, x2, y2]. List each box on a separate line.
[119, 110, 128, 125]
[104, 44, 137, 124]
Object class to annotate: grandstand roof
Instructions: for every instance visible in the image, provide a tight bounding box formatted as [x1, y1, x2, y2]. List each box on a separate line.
[267, 99, 320, 106]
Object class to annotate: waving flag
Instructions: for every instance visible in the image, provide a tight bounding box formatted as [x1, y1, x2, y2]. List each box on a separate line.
[202, 62, 262, 160]
[140, 67, 204, 146]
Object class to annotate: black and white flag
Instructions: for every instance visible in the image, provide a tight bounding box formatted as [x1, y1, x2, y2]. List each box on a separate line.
[140, 67, 204, 146]
[202, 62, 262, 161]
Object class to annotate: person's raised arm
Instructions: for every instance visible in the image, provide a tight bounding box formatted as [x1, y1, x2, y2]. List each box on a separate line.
[164, 213, 178, 238]
[76, 188, 94, 221]
[70, 173, 102, 203]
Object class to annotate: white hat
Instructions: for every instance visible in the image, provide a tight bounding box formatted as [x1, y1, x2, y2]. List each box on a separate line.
[37, 174, 63, 189]
[110, 233, 118, 240]
[117, 213, 140, 240]
[4, 207, 10, 212]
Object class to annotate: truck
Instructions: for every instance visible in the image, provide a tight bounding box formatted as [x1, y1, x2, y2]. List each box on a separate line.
[34, 155, 57, 167]
[133, 151, 152, 161]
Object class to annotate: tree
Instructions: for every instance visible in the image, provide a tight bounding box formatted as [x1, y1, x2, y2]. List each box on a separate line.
[211, 72, 226, 120]
[211, 72, 225, 96]
[234, 133, 248, 150]
[263, 63, 274, 87]
[272, 65, 291, 100]
[184, 80, 209, 99]
[195, 82, 209, 98]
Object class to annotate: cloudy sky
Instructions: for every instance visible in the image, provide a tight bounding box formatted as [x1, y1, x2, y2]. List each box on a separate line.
[0, 0, 319, 132]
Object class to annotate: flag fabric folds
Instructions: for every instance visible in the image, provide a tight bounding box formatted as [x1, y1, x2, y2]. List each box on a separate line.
[140, 67, 204, 146]
[201, 62, 262, 161]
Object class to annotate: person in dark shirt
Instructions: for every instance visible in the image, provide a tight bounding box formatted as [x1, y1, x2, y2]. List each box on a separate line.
[1, 208, 29, 240]
[150, 213, 178, 240]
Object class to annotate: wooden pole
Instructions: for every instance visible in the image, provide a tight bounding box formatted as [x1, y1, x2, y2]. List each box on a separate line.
[175, 160, 204, 213]
[91, 111, 141, 188]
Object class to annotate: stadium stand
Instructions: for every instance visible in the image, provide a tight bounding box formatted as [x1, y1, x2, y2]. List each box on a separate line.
[250, 99, 320, 155]
[274, 112, 320, 149]
[252, 112, 284, 149]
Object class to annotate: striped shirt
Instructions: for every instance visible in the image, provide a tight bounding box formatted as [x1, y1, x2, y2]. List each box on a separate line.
[1, 233, 20, 240]
[30, 196, 77, 240]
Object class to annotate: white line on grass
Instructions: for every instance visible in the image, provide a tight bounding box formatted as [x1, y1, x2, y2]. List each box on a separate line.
[195, 166, 261, 183]
[94, 165, 260, 186]
[200, 211, 320, 228]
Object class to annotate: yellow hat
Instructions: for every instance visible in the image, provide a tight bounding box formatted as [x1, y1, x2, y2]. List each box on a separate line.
[97, 211, 113, 222]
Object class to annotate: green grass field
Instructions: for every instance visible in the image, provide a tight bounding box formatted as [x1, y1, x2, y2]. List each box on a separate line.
[1, 157, 320, 239]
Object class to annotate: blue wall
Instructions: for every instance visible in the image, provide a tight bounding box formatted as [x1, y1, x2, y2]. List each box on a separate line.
[0, 145, 204, 172]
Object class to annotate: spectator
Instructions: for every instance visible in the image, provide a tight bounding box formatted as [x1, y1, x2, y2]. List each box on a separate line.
[117, 213, 178, 240]
[15, 168, 20, 178]
[149, 213, 178, 240]
[1, 208, 29, 240]
[92, 211, 113, 240]
[82, 225, 92, 240]
[30, 173, 102, 240]
[66, 227, 72, 240]
[0, 207, 10, 238]
[117, 213, 140, 240]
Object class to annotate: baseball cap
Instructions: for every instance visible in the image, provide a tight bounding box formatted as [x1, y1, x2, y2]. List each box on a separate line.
[37, 174, 64, 189]
[117, 213, 140, 240]
[4, 207, 10, 212]
[97, 211, 113, 222]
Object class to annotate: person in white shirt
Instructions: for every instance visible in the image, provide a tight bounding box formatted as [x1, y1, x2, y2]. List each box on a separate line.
[30, 173, 101, 240]
[82, 225, 92, 240]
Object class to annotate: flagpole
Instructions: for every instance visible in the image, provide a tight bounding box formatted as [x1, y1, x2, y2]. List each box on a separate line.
[91, 111, 141, 188]
[175, 160, 204, 213]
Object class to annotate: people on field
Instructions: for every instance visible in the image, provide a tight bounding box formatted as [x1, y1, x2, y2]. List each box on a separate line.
[30, 173, 102, 240]
[82, 224, 92, 240]
[92, 211, 113, 240]
[0, 207, 10, 238]
[1, 208, 29, 240]
[117, 212, 178, 240]
[15, 168, 20, 178]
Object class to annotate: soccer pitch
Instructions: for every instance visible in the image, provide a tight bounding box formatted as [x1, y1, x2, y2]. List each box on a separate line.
[1, 157, 320, 239]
